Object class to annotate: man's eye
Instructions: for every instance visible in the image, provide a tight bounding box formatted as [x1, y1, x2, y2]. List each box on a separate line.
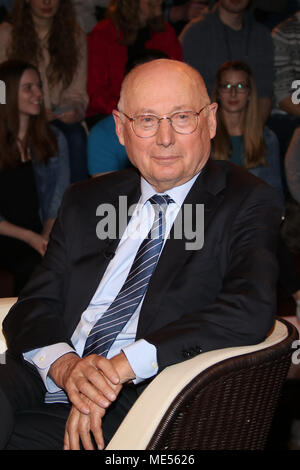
[174, 113, 191, 124]
[177, 113, 189, 120]
[139, 116, 156, 126]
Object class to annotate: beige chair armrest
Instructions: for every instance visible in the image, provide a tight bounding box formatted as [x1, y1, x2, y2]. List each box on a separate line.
[106, 320, 288, 450]
[0, 297, 17, 353]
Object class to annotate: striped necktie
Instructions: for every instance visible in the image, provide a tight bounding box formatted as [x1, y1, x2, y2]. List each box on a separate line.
[45, 194, 173, 404]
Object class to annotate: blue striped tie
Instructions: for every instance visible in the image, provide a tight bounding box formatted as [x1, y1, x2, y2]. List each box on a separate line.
[45, 194, 173, 404]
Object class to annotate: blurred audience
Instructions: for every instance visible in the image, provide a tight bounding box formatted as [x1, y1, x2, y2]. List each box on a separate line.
[71, 0, 109, 33]
[0, 0, 89, 183]
[0, 60, 70, 294]
[163, 0, 213, 35]
[87, 114, 130, 176]
[211, 60, 283, 199]
[86, 0, 183, 126]
[180, 0, 274, 124]
[269, 10, 300, 157]
[211, 60, 300, 308]
[285, 126, 300, 205]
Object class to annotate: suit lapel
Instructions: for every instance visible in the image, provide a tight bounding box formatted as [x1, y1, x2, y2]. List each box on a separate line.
[137, 158, 227, 335]
[68, 172, 141, 329]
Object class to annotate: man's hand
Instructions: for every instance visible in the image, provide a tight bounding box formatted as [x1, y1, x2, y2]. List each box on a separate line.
[60, 352, 135, 450]
[49, 353, 121, 414]
[64, 394, 111, 450]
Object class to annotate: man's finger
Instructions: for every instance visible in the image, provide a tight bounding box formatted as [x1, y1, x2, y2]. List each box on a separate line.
[90, 410, 105, 450]
[64, 430, 70, 450]
[65, 409, 81, 450]
[78, 416, 95, 450]
[94, 356, 120, 385]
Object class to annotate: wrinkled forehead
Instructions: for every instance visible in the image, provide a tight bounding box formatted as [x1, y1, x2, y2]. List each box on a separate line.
[120, 60, 209, 115]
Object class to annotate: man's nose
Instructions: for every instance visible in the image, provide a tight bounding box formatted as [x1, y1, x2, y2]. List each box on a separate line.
[43, 0, 51, 5]
[155, 118, 175, 147]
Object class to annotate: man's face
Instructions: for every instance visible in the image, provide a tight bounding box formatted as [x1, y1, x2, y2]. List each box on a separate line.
[114, 61, 217, 193]
[219, 0, 250, 14]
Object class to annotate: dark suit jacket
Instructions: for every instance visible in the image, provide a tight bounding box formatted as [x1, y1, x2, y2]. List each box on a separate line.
[3, 159, 282, 375]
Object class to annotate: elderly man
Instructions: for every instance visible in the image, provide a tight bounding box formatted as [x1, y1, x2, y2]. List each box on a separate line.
[0, 59, 281, 450]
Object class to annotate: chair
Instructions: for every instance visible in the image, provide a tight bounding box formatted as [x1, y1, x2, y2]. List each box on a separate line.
[0, 297, 17, 353]
[0, 298, 298, 450]
[107, 318, 298, 450]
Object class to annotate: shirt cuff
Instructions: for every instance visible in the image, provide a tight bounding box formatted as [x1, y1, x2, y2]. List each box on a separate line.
[122, 339, 158, 384]
[23, 343, 76, 392]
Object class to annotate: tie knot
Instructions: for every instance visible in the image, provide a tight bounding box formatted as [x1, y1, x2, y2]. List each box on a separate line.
[149, 194, 174, 208]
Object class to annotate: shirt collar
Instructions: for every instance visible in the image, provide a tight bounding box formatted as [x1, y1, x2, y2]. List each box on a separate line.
[140, 172, 201, 208]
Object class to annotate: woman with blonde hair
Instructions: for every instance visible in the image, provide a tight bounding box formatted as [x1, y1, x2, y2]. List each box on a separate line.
[211, 60, 283, 198]
[0, 0, 89, 182]
[212, 60, 300, 315]
[86, 0, 183, 125]
[0, 60, 70, 294]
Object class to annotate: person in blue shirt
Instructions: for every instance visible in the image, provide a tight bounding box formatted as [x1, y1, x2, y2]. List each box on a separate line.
[0, 60, 70, 294]
[87, 114, 131, 176]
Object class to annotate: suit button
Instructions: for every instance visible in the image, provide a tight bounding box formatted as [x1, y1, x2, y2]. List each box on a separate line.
[182, 350, 192, 358]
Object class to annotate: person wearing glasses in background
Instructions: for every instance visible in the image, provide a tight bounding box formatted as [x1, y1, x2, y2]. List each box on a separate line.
[211, 59, 300, 327]
[0, 59, 282, 450]
[211, 60, 283, 199]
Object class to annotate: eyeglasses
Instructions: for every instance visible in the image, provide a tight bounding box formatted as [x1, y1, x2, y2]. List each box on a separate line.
[218, 82, 249, 94]
[119, 106, 207, 138]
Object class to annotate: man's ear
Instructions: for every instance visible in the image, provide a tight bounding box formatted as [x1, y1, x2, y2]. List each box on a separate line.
[207, 102, 218, 139]
[113, 110, 125, 146]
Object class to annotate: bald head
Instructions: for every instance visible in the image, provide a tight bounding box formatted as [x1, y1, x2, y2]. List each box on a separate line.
[118, 59, 210, 114]
[113, 58, 217, 193]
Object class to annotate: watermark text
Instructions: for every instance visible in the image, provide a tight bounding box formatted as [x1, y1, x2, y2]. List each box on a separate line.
[0, 80, 5, 104]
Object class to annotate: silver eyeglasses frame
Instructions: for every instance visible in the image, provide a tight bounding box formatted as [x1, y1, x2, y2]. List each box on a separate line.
[118, 105, 208, 138]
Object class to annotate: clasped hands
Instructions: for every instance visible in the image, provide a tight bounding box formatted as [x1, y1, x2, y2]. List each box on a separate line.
[49, 352, 135, 450]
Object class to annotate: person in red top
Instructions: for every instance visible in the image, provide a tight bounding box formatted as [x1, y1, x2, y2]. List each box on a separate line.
[86, 0, 183, 125]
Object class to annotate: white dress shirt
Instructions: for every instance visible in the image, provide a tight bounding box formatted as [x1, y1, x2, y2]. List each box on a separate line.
[24, 174, 199, 392]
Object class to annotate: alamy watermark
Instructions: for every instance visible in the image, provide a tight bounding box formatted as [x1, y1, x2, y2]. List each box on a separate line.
[95, 196, 204, 250]
[291, 80, 300, 104]
[0, 80, 5, 104]
[0, 351, 6, 365]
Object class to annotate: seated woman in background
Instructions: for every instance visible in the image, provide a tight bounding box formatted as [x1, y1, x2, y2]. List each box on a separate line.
[0, 0, 89, 183]
[212, 60, 300, 314]
[0, 60, 70, 294]
[211, 60, 284, 200]
[86, 0, 183, 126]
